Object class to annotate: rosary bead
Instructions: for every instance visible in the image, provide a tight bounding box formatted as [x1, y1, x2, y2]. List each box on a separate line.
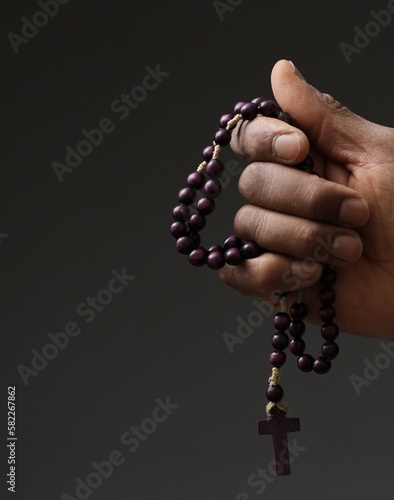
[203, 145, 215, 161]
[277, 111, 292, 124]
[321, 267, 337, 286]
[313, 356, 331, 375]
[170, 221, 188, 239]
[251, 96, 267, 105]
[297, 354, 314, 372]
[270, 350, 287, 368]
[272, 332, 289, 350]
[219, 113, 235, 128]
[321, 322, 339, 341]
[321, 341, 339, 360]
[319, 286, 336, 305]
[214, 129, 232, 146]
[196, 197, 215, 215]
[241, 241, 262, 259]
[289, 338, 305, 356]
[240, 102, 258, 120]
[188, 213, 206, 232]
[319, 305, 336, 322]
[189, 248, 208, 267]
[290, 302, 308, 320]
[224, 235, 243, 249]
[289, 320, 305, 338]
[172, 204, 190, 222]
[225, 247, 244, 266]
[207, 250, 226, 270]
[266, 384, 284, 403]
[176, 236, 195, 255]
[187, 172, 206, 190]
[304, 155, 314, 169]
[273, 312, 291, 332]
[258, 99, 281, 118]
[204, 179, 222, 198]
[208, 245, 224, 253]
[178, 187, 196, 205]
[234, 101, 247, 113]
[206, 159, 224, 178]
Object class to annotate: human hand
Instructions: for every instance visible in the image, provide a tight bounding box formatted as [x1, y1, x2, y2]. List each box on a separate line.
[220, 59, 394, 337]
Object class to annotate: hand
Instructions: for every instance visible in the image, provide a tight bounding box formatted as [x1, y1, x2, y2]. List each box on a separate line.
[219, 59, 394, 337]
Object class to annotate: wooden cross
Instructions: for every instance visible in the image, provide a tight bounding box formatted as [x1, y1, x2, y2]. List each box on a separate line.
[257, 407, 300, 476]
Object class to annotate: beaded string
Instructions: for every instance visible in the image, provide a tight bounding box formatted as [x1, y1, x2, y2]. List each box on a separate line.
[171, 97, 340, 419]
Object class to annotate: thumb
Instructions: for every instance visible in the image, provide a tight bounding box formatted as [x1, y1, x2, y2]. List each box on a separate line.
[271, 59, 385, 165]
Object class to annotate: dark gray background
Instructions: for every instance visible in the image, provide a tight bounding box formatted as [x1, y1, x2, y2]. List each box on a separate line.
[1, 0, 394, 499]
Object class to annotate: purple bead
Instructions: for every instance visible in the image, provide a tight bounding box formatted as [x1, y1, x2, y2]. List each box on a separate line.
[189, 248, 208, 267]
[176, 236, 195, 255]
[266, 384, 284, 403]
[319, 305, 336, 322]
[289, 338, 305, 356]
[272, 332, 289, 350]
[170, 221, 187, 239]
[203, 145, 214, 161]
[207, 250, 225, 270]
[240, 102, 258, 120]
[297, 354, 314, 372]
[206, 159, 224, 178]
[277, 111, 292, 124]
[224, 235, 243, 249]
[187, 171, 205, 190]
[321, 341, 339, 360]
[234, 101, 247, 114]
[172, 204, 190, 222]
[313, 356, 331, 374]
[273, 312, 291, 331]
[224, 248, 244, 266]
[208, 245, 224, 253]
[219, 113, 234, 128]
[188, 213, 206, 232]
[196, 197, 215, 215]
[290, 302, 308, 320]
[204, 179, 222, 198]
[289, 320, 305, 338]
[178, 187, 196, 205]
[241, 241, 262, 259]
[258, 100, 281, 118]
[319, 286, 336, 305]
[251, 96, 267, 106]
[214, 129, 232, 146]
[304, 155, 314, 169]
[321, 322, 339, 341]
[321, 267, 337, 286]
[270, 351, 287, 368]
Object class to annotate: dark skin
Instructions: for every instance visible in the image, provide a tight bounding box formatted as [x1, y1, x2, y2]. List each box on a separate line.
[219, 60, 394, 338]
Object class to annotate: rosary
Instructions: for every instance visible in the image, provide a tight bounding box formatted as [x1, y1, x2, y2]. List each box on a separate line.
[171, 97, 339, 476]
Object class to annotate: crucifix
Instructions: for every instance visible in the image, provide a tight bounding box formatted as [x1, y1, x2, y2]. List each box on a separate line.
[257, 407, 301, 476]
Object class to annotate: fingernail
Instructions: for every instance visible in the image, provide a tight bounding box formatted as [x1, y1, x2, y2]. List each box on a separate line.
[288, 60, 307, 82]
[333, 235, 362, 262]
[272, 133, 301, 162]
[339, 198, 369, 226]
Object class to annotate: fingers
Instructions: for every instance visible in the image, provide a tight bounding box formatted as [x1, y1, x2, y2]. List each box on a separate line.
[219, 252, 322, 300]
[238, 162, 369, 228]
[231, 115, 310, 165]
[271, 59, 389, 165]
[234, 205, 363, 266]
